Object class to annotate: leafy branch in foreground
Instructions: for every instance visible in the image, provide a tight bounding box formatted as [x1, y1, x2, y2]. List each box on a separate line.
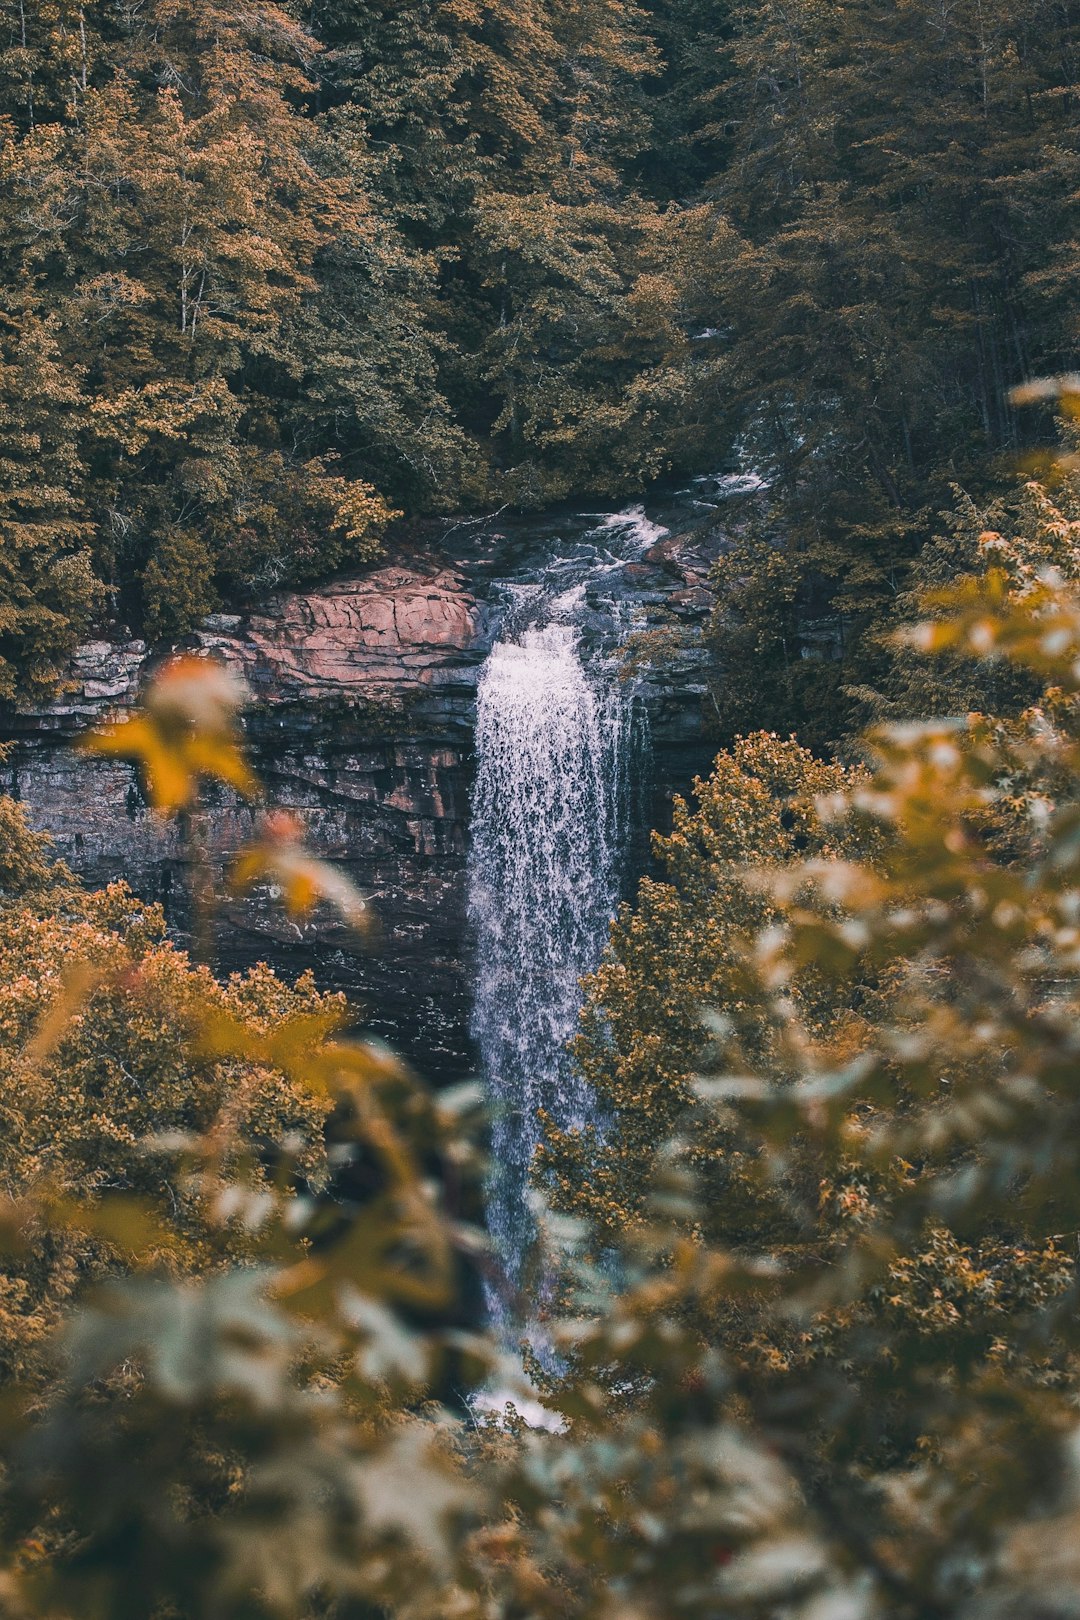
[14, 582, 1080, 1618]
[538, 540, 1080, 1618]
[0, 655, 497, 1619]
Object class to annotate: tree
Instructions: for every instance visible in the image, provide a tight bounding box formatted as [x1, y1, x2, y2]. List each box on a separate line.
[0, 0, 404, 680]
[0, 661, 490, 1620]
[0, 802, 338, 1383]
[12, 585, 1080, 1616]
[0, 307, 101, 699]
[853, 465, 1080, 726]
[692, 0, 1080, 744]
[526, 528, 1080, 1619]
[540, 732, 873, 1243]
[315, 0, 726, 506]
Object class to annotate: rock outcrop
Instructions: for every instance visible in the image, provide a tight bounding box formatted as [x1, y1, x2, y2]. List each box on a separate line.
[211, 566, 489, 704]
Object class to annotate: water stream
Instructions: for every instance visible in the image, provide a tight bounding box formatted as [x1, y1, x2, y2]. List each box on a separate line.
[467, 510, 655, 1338]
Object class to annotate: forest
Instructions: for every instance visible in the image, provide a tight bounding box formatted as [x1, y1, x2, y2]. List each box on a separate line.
[2, 0, 1080, 1616]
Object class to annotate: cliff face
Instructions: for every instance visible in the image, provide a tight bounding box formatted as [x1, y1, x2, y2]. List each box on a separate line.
[0, 535, 718, 1082]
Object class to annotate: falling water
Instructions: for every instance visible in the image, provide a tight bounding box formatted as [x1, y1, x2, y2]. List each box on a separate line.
[468, 617, 637, 1337]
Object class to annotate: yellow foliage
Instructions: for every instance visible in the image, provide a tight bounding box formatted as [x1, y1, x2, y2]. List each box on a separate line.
[84, 654, 255, 811]
[231, 811, 369, 931]
[0, 880, 335, 1383]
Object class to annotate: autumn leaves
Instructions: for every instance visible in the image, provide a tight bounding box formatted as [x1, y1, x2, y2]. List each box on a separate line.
[85, 652, 371, 932]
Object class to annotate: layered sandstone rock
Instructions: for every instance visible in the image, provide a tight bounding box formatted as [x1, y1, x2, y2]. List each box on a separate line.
[1, 561, 487, 1078]
[30, 564, 488, 722]
[206, 566, 488, 702]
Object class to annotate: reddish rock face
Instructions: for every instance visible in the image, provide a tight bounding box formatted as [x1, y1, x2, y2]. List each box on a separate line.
[642, 536, 688, 574]
[207, 567, 486, 704]
[4, 562, 489, 727]
[0, 560, 489, 1081]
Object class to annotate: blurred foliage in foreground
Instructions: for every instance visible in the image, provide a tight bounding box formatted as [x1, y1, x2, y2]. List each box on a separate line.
[10, 555, 1080, 1616]
[543, 489, 1080, 1618]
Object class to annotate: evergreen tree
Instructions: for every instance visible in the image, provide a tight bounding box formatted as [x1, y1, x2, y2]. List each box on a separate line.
[693, 0, 1080, 744]
[853, 467, 1080, 727]
[0, 0, 1077, 705]
[0, 0, 400, 677]
[315, 0, 715, 504]
[541, 733, 873, 1243]
[0, 307, 101, 699]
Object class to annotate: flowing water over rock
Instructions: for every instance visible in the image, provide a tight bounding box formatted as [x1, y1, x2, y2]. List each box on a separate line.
[0, 478, 756, 1105]
[467, 512, 655, 1337]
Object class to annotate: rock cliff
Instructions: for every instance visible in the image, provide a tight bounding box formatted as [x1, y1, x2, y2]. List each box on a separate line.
[0, 529, 718, 1081]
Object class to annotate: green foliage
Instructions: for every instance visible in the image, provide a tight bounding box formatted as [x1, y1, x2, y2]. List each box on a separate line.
[139, 529, 219, 640]
[0, 864, 337, 1383]
[0, 657, 496, 1619]
[530, 555, 1080, 1618]
[0, 309, 102, 700]
[5, 3, 1080, 1606]
[0, 791, 67, 896]
[855, 466, 1080, 726]
[0, 0, 427, 681]
[0, 0, 1076, 704]
[316, 0, 712, 507]
[705, 533, 862, 753]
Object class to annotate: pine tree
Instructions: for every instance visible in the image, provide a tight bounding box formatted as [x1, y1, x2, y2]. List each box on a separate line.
[0, 306, 101, 699]
[0, 0, 403, 678]
[314, 0, 710, 505]
[692, 0, 1080, 745]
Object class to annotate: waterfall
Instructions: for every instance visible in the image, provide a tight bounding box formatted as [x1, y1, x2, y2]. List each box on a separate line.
[468, 621, 636, 1336]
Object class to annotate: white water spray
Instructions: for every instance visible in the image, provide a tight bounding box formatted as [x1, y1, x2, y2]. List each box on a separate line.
[468, 622, 636, 1336]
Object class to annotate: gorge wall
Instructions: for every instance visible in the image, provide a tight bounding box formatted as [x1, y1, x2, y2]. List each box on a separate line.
[0, 519, 721, 1082]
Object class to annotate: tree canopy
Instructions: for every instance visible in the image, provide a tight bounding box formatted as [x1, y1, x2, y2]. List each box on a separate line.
[0, 0, 1075, 705]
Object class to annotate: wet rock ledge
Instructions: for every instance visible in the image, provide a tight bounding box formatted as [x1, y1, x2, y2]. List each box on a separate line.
[0, 542, 718, 1083]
